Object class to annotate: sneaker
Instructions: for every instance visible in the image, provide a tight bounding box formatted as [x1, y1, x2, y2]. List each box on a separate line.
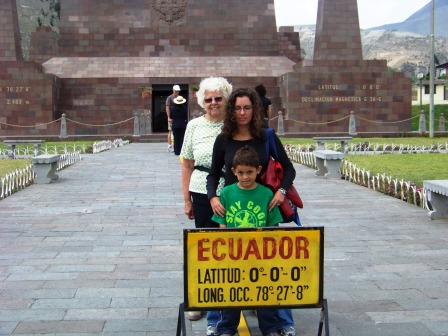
[167, 145, 174, 152]
[280, 326, 296, 336]
[206, 325, 218, 336]
[185, 311, 202, 320]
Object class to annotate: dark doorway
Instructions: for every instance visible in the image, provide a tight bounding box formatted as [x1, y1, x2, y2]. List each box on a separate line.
[151, 84, 188, 133]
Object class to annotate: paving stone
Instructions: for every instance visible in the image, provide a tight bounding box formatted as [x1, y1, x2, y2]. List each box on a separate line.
[1, 143, 447, 336]
[13, 320, 104, 334]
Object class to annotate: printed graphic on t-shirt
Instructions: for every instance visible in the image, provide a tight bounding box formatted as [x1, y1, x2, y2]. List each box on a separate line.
[226, 200, 267, 227]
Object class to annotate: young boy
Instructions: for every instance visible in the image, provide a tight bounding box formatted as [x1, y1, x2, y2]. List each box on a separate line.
[211, 145, 285, 336]
[212, 145, 283, 229]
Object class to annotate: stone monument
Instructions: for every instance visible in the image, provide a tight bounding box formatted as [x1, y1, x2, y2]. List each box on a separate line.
[0, 0, 411, 138]
[0, 0, 58, 137]
[279, 0, 412, 134]
[0, 0, 22, 61]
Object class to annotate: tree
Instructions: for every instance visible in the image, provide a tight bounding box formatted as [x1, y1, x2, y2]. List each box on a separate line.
[400, 62, 417, 75]
[38, 0, 60, 33]
[387, 66, 398, 73]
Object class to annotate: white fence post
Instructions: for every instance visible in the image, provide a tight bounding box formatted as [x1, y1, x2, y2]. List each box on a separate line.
[349, 111, 357, 135]
[277, 111, 285, 136]
[419, 110, 427, 133]
[60, 113, 67, 138]
[133, 110, 140, 136]
[439, 112, 445, 132]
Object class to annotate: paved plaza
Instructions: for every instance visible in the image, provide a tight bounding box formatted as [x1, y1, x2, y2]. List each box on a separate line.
[0, 143, 447, 336]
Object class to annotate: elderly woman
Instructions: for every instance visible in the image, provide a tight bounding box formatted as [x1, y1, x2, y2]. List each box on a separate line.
[179, 77, 232, 327]
[180, 77, 232, 228]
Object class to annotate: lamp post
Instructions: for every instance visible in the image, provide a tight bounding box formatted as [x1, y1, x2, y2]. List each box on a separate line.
[429, 0, 435, 138]
[417, 72, 424, 112]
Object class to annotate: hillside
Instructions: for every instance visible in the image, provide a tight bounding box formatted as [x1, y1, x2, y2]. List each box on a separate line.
[368, 0, 448, 37]
[17, 0, 58, 59]
[296, 25, 448, 75]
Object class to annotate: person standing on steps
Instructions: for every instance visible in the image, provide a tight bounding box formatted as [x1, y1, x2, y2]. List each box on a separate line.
[166, 84, 181, 152]
[170, 95, 188, 155]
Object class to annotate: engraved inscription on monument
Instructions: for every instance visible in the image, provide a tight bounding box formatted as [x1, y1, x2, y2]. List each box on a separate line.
[301, 84, 383, 104]
[2, 86, 32, 105]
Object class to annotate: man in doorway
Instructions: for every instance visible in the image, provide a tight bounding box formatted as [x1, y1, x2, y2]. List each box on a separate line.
[166, 85, 181, 152]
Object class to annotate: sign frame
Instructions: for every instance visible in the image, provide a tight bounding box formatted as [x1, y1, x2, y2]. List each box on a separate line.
[183, 226, 324, 311]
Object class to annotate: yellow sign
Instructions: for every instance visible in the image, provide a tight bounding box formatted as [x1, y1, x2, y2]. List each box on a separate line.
[183, 227, 324, 309]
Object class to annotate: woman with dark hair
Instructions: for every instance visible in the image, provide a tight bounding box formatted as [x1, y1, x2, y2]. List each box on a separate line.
[207, 88, 295, 213]
[206, 87, 296, 336]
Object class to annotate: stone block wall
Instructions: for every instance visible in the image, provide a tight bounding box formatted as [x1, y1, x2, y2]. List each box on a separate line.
[280, 65, 412, 134]
[277, 27, 302, 64]
[54, 75, 281, 136]
[58, 78, 147, 136]
[57, 0, 292, 59]
[0, 0, 413, 137]
[0, 0, 23, 61]
[314, 0, 363, 61]
[38, 56, 293, 136]
[0, 61, 58, 136]
[29, 26, 58, 64]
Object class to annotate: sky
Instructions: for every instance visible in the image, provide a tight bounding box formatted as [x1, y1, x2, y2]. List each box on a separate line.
[274, 0, 431, 29]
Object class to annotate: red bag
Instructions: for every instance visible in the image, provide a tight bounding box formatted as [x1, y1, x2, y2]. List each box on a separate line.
[260, 128, 303, 225]
[261, 156, 283, 190]
[261, 156, 304, 210]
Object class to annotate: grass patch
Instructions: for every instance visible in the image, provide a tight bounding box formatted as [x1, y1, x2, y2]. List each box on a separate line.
[0, 141, 95, 155]
[344, 153, 448, 188]
[281, 137, 448, 148]
[411, 104, 447, 132]
[0, 159, 32, 179]
[0, 141, 95, 180]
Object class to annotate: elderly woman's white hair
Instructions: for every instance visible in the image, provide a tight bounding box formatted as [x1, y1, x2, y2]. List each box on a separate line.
[196, 77, 233, 109]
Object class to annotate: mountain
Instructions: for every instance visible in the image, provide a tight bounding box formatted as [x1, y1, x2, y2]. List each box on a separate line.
[367, 0, 448, 38]
[294, 0, 448, 75]
[17, 0, 60, 59]
[296, 25, 448, 74]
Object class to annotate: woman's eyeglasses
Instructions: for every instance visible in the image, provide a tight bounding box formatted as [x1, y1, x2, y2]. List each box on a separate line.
[204, 96, 223, 104]
[234, 106, 253, 112]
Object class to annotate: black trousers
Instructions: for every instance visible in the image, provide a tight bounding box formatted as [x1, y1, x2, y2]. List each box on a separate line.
[190, 192, 219, 228]
[172, 127, 186, 155]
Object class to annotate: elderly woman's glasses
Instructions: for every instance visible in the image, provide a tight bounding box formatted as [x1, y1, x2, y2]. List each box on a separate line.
[234, 106, 253, 112]
[204, 96, 223, 104]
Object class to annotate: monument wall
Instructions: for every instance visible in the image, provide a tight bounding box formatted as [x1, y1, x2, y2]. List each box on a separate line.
[42, 56, 291, 136]
[279, 0, 412, 134]
[0, 0, 58, 137]
[0, 62, 58, 136]
[0, 0, 22, 61]
[29, 26, 58, 64]
[57, 0, 297, 60]
[1, 0, 414, 138]
[281, 63, 412, 134]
